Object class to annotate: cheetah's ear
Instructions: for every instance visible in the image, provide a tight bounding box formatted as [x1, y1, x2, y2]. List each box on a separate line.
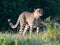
[34, 8, 36, 11]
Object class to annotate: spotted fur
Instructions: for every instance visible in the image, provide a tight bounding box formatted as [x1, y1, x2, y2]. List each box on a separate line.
[8, 8, 43, 37]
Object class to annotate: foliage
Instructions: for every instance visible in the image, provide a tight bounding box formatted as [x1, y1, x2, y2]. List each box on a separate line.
[0, 0, 60, 31]
[45, 16, 60, 39]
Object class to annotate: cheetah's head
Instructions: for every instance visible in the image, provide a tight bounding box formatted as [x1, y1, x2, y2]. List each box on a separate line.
[34, 8, 43, 19]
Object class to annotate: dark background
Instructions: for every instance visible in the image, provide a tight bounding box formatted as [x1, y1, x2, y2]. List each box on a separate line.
[0, 0, 60, 32]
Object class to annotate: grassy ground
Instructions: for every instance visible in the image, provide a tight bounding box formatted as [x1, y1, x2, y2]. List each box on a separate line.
[0, 30, 60, 45]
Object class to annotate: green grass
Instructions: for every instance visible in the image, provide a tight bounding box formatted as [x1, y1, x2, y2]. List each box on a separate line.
[0, 30, 60, 45]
